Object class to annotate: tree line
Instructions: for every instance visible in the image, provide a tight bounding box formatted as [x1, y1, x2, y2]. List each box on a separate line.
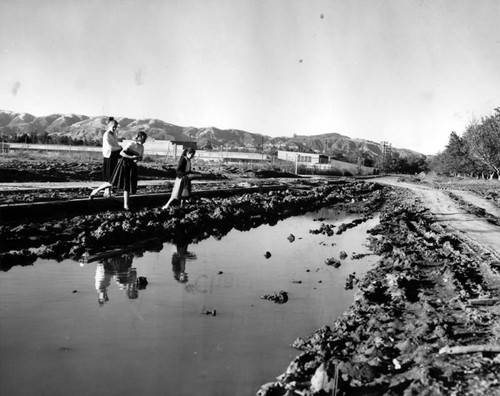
[429, 108, 500, 178]
[5, 131, 101, 147]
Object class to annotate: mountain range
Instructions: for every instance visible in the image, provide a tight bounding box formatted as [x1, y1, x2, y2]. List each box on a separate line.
[0, 110, 424, 160]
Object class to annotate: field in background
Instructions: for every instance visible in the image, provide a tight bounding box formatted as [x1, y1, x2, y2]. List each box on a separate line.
[3, 143, 374, 176]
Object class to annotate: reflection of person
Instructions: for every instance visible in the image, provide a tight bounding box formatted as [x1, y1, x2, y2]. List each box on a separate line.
[94, 252, 144, 305]
[95, 263, 112, 306]
[171, 242, 196, 282]
[99, 117, 121, 198]
[162, 148, 196, 209]
[90, 131, 148, 210]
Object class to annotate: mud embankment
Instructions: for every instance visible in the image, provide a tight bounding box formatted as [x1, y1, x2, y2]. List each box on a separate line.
[0, 181, 385, 271]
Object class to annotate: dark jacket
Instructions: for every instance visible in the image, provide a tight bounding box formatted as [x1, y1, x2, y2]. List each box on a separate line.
[176, 156, 190, 178]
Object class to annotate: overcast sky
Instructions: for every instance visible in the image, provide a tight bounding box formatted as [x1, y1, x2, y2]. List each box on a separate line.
[1, 0, 500, 155]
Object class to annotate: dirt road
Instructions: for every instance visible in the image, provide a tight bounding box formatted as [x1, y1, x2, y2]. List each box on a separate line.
[374, 176, 500, 262]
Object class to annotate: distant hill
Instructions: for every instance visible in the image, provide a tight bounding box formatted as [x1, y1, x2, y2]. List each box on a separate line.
[0, 110, 424, 160]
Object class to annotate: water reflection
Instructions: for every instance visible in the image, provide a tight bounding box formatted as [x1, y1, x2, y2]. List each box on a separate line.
[171, 240, 197, 283]
[0, 209, 381, 396]
[94, 252, 147, 306]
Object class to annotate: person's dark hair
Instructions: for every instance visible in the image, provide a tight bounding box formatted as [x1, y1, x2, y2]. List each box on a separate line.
[136, 131, 147, 142]
[107, 116, 118, 127]
[181, 147, 195, 157]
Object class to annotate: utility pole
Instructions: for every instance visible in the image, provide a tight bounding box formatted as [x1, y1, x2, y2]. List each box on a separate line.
[381, 141, 392, 174]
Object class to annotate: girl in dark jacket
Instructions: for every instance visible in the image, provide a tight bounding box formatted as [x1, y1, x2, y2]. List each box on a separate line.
[162, 147, 196, 209]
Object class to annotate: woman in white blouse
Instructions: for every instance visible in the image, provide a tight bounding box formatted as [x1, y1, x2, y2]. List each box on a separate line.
[100, 117, 121, 197]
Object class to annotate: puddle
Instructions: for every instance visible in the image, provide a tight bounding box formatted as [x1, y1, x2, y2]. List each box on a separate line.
[0, 208, 380, 396]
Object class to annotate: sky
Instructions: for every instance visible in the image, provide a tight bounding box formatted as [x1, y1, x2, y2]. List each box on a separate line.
[1, 0, 500, 155]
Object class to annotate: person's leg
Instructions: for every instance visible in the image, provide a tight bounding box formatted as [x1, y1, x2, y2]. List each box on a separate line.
[90, 182, 112, 198]
[123, 190, 130, 210]
[162, 196, 175, 209]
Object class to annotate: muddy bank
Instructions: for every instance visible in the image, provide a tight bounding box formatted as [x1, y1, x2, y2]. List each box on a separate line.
[0, 180, 385, 271]
[257, 187, 500, 396]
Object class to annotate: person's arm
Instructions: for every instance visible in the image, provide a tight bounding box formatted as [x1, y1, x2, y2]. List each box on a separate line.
[120, 142, 140, 160]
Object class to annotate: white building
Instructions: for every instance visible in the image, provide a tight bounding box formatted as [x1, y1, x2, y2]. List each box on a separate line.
[277, 150, 329, 164]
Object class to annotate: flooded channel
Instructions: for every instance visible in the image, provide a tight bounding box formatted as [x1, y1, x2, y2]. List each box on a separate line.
[0, 208, 380, 396]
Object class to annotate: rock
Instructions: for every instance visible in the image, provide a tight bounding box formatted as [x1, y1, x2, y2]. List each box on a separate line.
[136, 277, 148, 289]
[261, 290, 288, 304]
[325, 257, 341, 268]
[310, 363, 337, 394]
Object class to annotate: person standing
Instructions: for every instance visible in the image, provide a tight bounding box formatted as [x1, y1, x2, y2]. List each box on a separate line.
[161, 147, 196, 209]
[100, 116, 121, 198]
[90, 131, 148, 210]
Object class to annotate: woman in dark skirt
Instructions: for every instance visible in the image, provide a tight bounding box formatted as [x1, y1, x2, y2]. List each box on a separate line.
[161, 147, 196, 209]
[90, 131, 148, 210]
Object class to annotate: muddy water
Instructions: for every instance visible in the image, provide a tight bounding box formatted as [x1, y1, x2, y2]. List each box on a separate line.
[0, 208, 379, 396]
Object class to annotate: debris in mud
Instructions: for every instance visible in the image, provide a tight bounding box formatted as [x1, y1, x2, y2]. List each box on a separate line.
[439, 344, 500, 355]
[260, 290, 288, 304]
[467, 297, 500, 306]
[292, 280, 302, 284]
[310, 223, 335, 236]
[325, 257, 341, 268]
[339, 216, 374, 235]
[351, 252, 371, 260]
[201, 307, 217, 316]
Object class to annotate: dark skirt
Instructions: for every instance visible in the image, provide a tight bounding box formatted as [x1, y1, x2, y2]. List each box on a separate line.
[110, 158, 138, 194]
[102, 150, 121, 182]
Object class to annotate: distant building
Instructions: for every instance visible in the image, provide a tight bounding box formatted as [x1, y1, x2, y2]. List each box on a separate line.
[277, 150, 329, 164]
[123, 139, 196, 158]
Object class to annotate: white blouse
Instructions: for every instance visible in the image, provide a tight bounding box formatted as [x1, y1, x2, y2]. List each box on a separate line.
[102, 131, 121, 158]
